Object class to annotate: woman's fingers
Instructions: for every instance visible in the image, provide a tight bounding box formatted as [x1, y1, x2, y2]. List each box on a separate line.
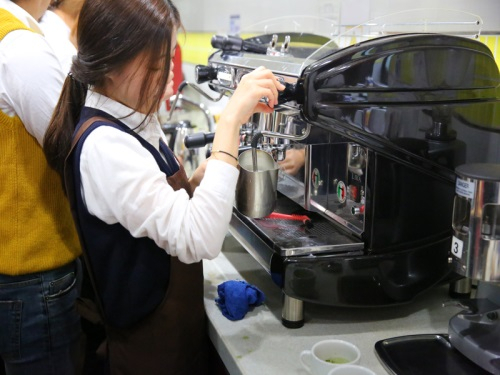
[254, 102, 274, 114]
[240, 67, 284, 90]
[261, 78, 280, 106]
[239, 74, 283, 107]
[221, 67, 285, 126]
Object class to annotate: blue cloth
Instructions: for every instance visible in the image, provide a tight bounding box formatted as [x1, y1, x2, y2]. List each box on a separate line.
[216, 280, 265, 321]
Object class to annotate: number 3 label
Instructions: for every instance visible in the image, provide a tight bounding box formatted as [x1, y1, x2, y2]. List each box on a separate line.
[451, 236, 463, 259]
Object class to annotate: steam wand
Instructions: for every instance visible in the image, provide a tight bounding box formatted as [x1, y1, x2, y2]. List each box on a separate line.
[251, 132, 263, 172]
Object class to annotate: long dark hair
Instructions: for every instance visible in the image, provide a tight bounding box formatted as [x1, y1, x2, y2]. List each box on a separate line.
[43, 0, 181, 178]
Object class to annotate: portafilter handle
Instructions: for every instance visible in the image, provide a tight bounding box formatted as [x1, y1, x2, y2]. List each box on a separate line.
[183, 132, 215, 149]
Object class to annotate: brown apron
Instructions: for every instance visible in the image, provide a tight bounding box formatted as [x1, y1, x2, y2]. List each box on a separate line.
[103, 158, 209, 374]
[67, 118, 209, 374]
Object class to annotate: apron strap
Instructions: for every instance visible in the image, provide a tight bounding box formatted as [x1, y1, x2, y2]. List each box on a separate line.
[159, 138, 180, 175]
[64, 116, 115, 326]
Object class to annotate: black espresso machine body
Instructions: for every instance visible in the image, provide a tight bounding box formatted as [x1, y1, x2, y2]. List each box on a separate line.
[196, 32, 500, 327]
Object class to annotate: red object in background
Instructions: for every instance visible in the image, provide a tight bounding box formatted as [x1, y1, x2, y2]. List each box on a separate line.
[172, 43, 183, 93]
[349, 184, 358, 202]
[166, 44, 183, 110]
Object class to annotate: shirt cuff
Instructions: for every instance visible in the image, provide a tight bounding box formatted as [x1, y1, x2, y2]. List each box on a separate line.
[202, 159, 240, 197]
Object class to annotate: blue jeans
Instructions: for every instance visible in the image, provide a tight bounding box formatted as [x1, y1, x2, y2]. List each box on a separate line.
[0, 260, 82, 375]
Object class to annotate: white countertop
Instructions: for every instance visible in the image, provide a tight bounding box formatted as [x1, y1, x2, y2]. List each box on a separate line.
[203, 234, 460, 375]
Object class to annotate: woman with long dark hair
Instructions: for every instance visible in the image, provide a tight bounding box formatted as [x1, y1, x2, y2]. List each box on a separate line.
[43, 0, 283, 373]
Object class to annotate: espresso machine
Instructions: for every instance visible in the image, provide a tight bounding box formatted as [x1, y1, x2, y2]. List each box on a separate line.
[190, 18, 500, 330]
[447, 164, 500, 374]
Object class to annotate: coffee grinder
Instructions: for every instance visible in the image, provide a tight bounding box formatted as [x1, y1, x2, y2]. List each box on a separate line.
[449, 163, 500, 374]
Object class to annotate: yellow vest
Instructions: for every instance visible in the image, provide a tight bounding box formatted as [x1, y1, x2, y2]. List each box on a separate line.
[0, 9, 81, 275]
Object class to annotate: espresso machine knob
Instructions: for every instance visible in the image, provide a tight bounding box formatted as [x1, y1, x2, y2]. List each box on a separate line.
[277, 82, 297, 104]
[195, 65, 218, 84]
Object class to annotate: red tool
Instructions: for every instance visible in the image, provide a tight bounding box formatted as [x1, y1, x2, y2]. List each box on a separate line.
[265, 212, 313, 228]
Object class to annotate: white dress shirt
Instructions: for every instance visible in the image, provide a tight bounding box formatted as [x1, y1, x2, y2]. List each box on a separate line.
[0, 0, 65, 145]
[40, 10, 76, 74]
[81, 91, 240, 264]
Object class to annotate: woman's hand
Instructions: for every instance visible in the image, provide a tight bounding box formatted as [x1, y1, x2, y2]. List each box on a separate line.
[209, 66, 284, 167]
[219, 66, 285, 128]
[278, 148, 306, 176]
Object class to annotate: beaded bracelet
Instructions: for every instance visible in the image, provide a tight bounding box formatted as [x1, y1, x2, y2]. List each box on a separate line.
[212, 149, 238, 163]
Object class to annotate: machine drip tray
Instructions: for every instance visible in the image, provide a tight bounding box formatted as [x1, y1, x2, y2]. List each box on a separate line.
[233, 193, 363, 257]
[375, 334, 491, 375]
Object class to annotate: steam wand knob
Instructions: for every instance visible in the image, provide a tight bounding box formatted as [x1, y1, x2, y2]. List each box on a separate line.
[277, 82, 297, 105]
[195, 65, 218, 84]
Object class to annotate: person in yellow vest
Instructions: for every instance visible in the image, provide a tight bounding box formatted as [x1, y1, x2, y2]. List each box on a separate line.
[0, 0, 82, 374]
